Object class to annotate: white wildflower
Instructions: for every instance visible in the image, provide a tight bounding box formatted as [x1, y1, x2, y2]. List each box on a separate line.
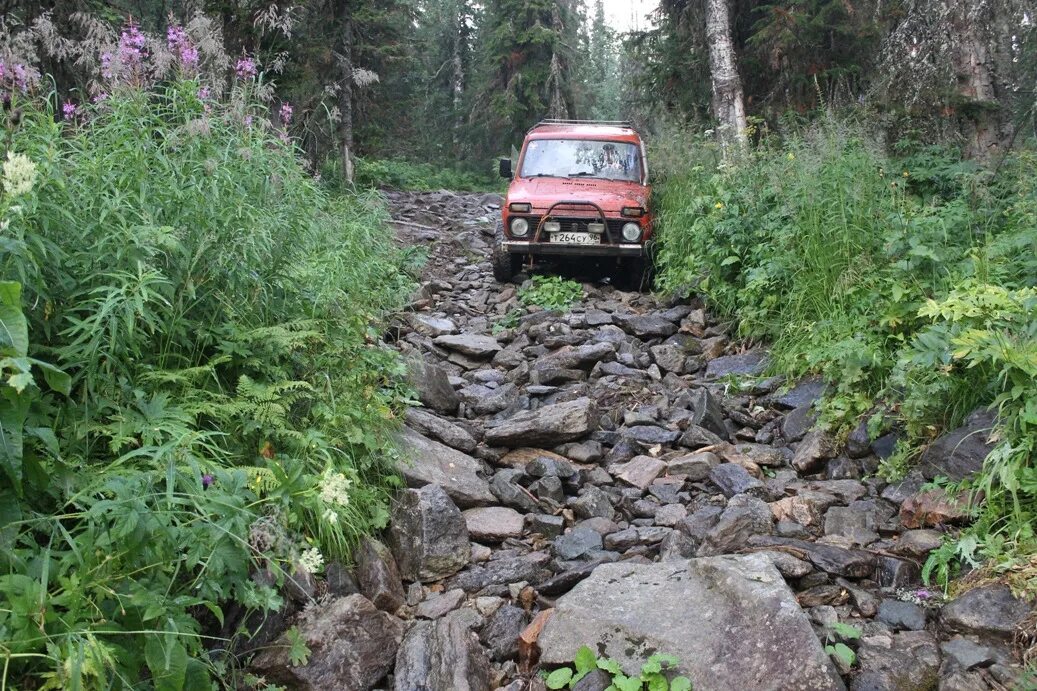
[319, 470, 352, 507]
[2, 152, 38, 198]
[322, 508, 339, 525]
[299, 547, 324, 574]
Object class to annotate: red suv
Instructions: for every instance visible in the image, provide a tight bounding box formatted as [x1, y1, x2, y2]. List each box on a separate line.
[493, 119, 654, 290]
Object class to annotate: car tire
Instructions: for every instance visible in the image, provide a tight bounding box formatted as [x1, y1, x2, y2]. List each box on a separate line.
[491, 220, 521, 283]
[618, 255, 654, 292]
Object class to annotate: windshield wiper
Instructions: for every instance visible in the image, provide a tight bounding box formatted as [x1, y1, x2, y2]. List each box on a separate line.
[568, 172, 599, 178]
[526, 173, 563, 178]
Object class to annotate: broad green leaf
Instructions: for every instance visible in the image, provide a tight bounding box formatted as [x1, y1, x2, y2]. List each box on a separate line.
[0, 282, 27, 358]
[145, 635, 188, 691]
[827, 642, 856, 668]
[641, 658, 662, 674]
[614, 675, 642, 691]
[30, 359, 71, 395]
[574, 646, 597, 674]
[645, 673, 669, 691]
[830, 622, 861, 640]
[0, 386, 30, 491]
[7, 371, 33, 393]
[597, 657, 623, 674]
[545, 668, 573, 689]
[670, 677, 693, 691]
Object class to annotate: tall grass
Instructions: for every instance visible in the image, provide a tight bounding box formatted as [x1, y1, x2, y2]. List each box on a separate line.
[656, 120, 1037, 589]
[0, 79, 414, 688]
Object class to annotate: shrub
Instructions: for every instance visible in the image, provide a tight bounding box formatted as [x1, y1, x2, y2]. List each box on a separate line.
[352, 156, 500, 192]
[656, 119, 1037, 586]
[0, 77, 412, 687]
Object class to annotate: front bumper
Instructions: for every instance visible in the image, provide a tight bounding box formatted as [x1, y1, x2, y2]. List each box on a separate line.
[502, 240, 645, 258]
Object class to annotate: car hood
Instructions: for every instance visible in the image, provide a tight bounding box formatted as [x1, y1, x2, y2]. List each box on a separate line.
[508, 178, 649, 213]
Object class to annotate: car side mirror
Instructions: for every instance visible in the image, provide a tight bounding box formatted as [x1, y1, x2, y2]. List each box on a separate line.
[498, 158, 513, 179]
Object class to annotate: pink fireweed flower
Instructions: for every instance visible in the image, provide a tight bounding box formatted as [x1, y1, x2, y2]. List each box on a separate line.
[197, 85, 211, 100]
[167, 24, 199, 69]
[62, 100, 77, 120]
[235, 56, 257, 79]
[279, 102, 293, 125]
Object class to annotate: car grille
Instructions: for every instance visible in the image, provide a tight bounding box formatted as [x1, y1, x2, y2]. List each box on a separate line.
[525, 215, 628, 242]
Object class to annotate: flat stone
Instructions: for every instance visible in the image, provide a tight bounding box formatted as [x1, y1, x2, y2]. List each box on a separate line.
[877, 599, 927, 630]
[667, 451, 720, 480]
[940, 637, 994, 670]
[940, 584, 1030, 639]
[771, 377, 826, 410]
[748, 536, 876, 578]
[445, 552, 552, 593]
[397, 427, 494, 508]
[403, 407, 478, 453]
[393, 611, 492, 691]
[410, 314, 457, 337]
[709, 463, 764, 498]
[611, 455, 667, 490]
[622, 425, 681, 446]
[553, 526, 604, 560]
[705, 350, 770, 379]
[823, 505, 879, 546]
[433, 333, 502, 358]
[485, 397, 598, 447]
[613, 312, 678, 338]
[415, 588, 466, 619]
[389, 485, 471, 582]
[538, 555, 844, 689]
[252, 594, 403, 691]
[462, 506, 525, 543]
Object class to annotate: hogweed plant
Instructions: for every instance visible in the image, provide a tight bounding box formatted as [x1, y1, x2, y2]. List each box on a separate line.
[0, 18, 413, 690]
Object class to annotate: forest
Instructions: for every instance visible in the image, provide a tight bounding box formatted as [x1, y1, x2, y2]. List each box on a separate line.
[1, 0, 1036, 689]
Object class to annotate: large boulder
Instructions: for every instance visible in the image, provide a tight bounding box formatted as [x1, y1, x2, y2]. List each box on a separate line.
[940, 584, 1030, 639]
[354, 537, 406, 613]
[393, 610, 493, 691]
[484, 397, 597, 447]
[433, 333, 502, 358]
[538, 555, 845, 690]
[389, 485, 471, 582]
[397, 427, 494, 508]
[251, 594, 403, 691]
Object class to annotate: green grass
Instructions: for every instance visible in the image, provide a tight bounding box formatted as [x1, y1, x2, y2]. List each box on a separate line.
[0, 79, 414, 688]
[655, 118, 1037, 591]
[352, 156, 501, 192]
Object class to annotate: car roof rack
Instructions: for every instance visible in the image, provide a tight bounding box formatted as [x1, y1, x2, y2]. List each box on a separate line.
[530, 118, 635, 131]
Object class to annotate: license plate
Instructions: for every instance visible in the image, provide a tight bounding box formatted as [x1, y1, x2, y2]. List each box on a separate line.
[550, 232, 600, 245]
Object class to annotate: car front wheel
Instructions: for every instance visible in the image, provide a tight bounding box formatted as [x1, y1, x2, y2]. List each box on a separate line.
[491, 219, 522, 282]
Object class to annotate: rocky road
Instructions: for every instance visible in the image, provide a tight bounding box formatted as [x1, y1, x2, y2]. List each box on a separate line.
[253, 191, 1033, 691]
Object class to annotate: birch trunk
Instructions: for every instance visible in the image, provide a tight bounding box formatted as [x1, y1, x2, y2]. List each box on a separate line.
[334, 1, 355, 182]
[705, 0, 748, 157]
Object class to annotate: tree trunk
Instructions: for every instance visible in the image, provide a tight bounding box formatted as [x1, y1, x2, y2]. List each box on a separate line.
[705, 0, 748, 158]
[333, 1, 355, 182]
[949, 11, 1008, 160]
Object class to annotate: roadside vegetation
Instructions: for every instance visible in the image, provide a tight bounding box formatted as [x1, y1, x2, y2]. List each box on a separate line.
[353, 157, 500, 193]
[655, 120, 1037, 590]
[0, 40, 412, 690]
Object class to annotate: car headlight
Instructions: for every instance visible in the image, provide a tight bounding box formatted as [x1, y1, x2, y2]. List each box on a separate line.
[543, 221, 561, 233]
[510, 217, 529, 237]
[621, 222, 641, 242]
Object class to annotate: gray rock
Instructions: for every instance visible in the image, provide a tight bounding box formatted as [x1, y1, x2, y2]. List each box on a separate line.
[705, 350, 770, 379]
[940, 637, 994, 670]
[538, 555, 844, 690]
[393, 611, 492, 691]
[571, 486, 615, 520]
[667, 451, 720, 480]
[252, 594, 403, 691]
[535, 342, 616, 371]
[526, 455, 576, 478]
[410, 314, 458, 337]
[709, 463, 764, 498]
[892, 529, 944, 558]
[771, 377, 826, 409]
[623, 425, 681, 446]
[553, 526, 604, 560]
[758, 550, 813, 579]
[877, 599, 927, 630]
[479, 604, 527, 661]
[687, 388, 729, 438]
[782, 404, 817, 442]
[851, 630, 940, 691]
[489, 469, 540, 513]
[748, 536, 876, 578]
[572, 669, 613, 691]
[824, 505, 879, 546]
[876, 556, 920, 588]
[940, 584, 1030, 639]
[404, 408, 478, 453]
[917, 409, 996, 482]
[792, 430, 838, 474]
[485, 397, 598, 447]
[610, 455, 667, 490]
[462, 506, 525, 543]
[654, 503, 688, 527]
[526, 513, 565, 537]
[445, 552, 552, 592]
[389, 485, 471, 582]
[415, 588, 466, 619]
[556, 440, 604, 463]
[461, 382, 519, 415]
[678, 424, 726, 450]
[697, 495, 774, 556]
[613, 313, 678, 338]
[355, 538, 406, 613]
[649, 344, 689, 374]
[397, 427, 494, 508]
[433, 333, 502, 358]
[409, 358, 460, 414]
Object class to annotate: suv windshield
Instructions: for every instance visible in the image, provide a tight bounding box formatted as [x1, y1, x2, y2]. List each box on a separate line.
[520, 139, 642, 182]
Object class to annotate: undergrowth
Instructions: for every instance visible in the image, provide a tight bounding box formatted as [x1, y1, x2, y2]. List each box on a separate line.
[519, 275, 584, 311]
[0, 70, 413, 690]
[656, 119, 1037, 591]
[352, 156, 500, 192]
